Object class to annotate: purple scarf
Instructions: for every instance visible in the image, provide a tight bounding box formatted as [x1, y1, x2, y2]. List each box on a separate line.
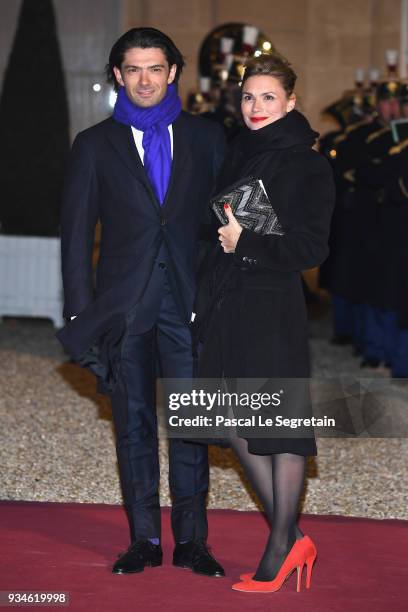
[113, 84, 182, 204]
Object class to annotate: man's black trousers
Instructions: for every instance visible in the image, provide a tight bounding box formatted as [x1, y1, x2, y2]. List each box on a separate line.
[110, 253, 209, 543]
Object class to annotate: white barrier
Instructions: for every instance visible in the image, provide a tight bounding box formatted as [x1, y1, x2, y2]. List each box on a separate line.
[0, 235, 64, 328]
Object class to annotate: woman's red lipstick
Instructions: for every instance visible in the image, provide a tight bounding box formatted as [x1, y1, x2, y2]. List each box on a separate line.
[250, 116, 268, 123]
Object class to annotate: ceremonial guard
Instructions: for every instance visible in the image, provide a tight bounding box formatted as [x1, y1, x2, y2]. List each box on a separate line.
[320, 86, 382, 351]
[320, 75, 408, 377]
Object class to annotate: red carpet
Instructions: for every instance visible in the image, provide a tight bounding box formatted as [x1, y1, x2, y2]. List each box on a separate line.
[0, 501, 407, 611]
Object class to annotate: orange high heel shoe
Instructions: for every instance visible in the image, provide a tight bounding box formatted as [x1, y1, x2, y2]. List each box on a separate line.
[232, 537, 316, 593]
[239, 534, 317, 584]
[301, 534, 317, 589]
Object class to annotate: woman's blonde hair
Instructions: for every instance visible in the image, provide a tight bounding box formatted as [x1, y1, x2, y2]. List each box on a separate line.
[242, 53, 297, 97]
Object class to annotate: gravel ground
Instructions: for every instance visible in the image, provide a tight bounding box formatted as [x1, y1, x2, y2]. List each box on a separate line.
[1, 312, 407, 519]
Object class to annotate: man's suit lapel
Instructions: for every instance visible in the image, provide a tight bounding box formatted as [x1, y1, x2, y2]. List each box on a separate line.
[105, 113, 192, 212]
[162, 112, 191, 209]
[105, 118, 161, 212]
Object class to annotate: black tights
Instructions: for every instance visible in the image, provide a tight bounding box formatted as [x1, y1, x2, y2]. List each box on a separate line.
[230, 434, 306, 581]
[198, 299, 307, 580]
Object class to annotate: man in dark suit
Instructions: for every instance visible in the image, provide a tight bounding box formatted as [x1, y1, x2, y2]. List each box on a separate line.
[58, 28, 225, 577]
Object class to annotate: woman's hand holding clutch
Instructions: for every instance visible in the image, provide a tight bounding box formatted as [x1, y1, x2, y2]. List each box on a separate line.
[218, 205, 243, 253]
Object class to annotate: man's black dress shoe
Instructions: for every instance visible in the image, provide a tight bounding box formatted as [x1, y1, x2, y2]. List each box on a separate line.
[112, 540, 163, 574]
[173, 539, 225, 577]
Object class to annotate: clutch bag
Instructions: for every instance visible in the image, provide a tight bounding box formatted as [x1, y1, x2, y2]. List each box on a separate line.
[210, 176, 284, 236]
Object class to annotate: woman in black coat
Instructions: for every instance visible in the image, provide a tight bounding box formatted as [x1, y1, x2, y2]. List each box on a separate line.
[194, 54, 335, 593]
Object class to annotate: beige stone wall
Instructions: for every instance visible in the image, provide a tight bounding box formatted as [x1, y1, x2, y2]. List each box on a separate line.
[371, 0, 402, 74]
[305, 0, 373, 132]
[124, 0, 216, 102]
[123, 0, 402, 134]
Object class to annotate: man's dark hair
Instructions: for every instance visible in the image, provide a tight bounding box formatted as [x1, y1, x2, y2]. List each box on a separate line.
[106, 27, 185, 91]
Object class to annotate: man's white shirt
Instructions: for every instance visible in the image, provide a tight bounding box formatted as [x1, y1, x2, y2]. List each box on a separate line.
[131, 124, 174, 163]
